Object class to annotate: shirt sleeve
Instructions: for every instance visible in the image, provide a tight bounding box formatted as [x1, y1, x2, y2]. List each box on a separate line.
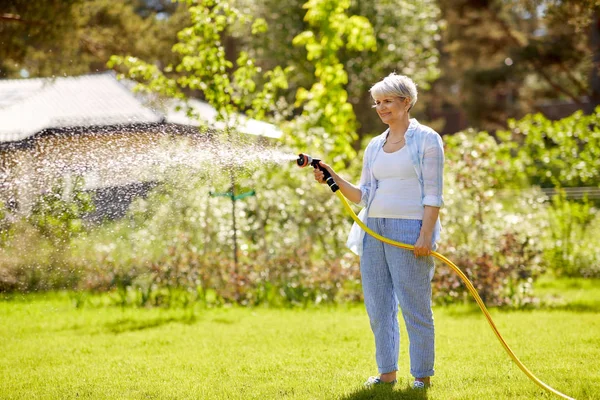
[422, 131, 445, 208]
[357, 141, 373, 207]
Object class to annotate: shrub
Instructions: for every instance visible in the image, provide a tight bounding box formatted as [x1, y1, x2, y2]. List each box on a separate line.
[545, 192, 600, 277]
[438, 130, 548, 306]
[0, 177, 93, 293]
[501, 109, 600, 189]
[3, 108, 600, 307]
[62, 153, 361, 307]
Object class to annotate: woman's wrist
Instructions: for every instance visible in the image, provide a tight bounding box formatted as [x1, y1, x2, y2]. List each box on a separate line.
[419, 230, 433, 239]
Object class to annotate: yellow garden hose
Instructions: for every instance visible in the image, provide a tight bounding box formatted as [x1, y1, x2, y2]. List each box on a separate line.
[335, 190, 574, 400]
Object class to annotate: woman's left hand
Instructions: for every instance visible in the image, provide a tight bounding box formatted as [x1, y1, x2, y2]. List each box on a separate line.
[413, 234, 432, 257]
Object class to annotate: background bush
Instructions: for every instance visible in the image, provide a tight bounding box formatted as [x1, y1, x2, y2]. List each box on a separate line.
[436, 130, 548, 306]
[1, 109, 599, 307]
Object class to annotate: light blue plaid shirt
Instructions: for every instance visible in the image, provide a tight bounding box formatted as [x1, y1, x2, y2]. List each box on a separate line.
[347, 118, 445, 256]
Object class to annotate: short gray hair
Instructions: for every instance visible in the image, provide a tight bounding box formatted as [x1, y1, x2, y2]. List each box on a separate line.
[370, 73, 418, 111]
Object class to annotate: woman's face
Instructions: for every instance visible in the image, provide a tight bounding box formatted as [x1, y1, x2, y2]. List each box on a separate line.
[373, 95, 409, 125]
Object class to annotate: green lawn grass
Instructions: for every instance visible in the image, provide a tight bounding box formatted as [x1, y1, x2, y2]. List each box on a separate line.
[1, 279, 599, 399]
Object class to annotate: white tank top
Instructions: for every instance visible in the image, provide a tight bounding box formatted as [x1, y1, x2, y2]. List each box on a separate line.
[369, 146, 423, 219]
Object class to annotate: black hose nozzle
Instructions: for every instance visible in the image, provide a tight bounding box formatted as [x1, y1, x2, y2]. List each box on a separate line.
[297, 153, 339, 192]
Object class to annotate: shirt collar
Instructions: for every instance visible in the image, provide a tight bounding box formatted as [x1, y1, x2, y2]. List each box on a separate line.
[379, 118, 418, 145]
[405, 118, 418, 138]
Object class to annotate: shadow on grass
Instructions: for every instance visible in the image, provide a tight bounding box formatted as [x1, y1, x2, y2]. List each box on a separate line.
[104, 313, 198, 334]
[340, 384, 429, 400]
[439, 300, 600, 316]
[541, 303, 600, 312]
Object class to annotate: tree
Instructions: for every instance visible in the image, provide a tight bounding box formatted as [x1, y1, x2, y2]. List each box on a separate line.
[108, 0, 289, 126]
[0, 0, 81, 77]
[289, 0, 377, 166]
[236, 0, 441, 144]
[3, 0, 442, 146]
[0, 0, 188, 78]
[588, 7, 600, 112]
[433, 0, 600, 131]
[502, 108, 600, 189]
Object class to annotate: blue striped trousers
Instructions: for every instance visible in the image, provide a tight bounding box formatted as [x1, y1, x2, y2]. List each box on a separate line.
[360, 217, 435, 378]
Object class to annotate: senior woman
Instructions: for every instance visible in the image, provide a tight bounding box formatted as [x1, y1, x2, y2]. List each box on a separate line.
[314, 73, 444, 389]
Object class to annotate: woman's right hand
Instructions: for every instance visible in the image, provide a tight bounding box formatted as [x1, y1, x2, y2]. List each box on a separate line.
[312, 161, 362, 204]
[313, 161, 334, 184]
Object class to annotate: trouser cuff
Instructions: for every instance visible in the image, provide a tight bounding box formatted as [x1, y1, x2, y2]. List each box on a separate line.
[378, 364, 398, 374]
[411, 369, 435, 378]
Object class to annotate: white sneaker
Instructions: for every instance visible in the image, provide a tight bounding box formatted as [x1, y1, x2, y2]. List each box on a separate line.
[364, 376, 397, 387]
[412, 380, 429, 389]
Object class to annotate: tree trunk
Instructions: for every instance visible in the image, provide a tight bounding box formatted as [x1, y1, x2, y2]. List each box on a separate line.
[588, 8, 600, 113]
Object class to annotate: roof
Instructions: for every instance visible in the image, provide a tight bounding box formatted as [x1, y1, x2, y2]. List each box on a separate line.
[0, 73, 163, 143]
[166, 98, 282, 139]
[0, 72, 282, 143]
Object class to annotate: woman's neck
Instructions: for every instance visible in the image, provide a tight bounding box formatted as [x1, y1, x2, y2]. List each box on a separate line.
[387, 115, 410, 138]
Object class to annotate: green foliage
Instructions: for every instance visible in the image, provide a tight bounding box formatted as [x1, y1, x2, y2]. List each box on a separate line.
[108, 0, 290, 128]
[95, 0, 382, 306]
[289, 0, 377, 168]
[28, 177, 94, 247]
[0, 201, 11, 245]
[3, 0, 598, 307]
[0, 177, 94, 292]
[1, 0, 187, 78]
[437, 107, 600, 299]
[503, 109, 600, 188]
[434, 0, 597, 131]
[440, 130, 548, 306]
[66, 156, 361, 307]
[497, 108, 600, 277]
[242, 0, 441, 141]
[0, 0, 81, 77]
[545, 192, 600, 278]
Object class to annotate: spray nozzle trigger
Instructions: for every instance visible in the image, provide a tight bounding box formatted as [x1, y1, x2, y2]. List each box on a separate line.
[296, 153, 339, 192]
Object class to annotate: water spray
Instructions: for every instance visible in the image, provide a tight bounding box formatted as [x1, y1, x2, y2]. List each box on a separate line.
[297, 154, 574, 400]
